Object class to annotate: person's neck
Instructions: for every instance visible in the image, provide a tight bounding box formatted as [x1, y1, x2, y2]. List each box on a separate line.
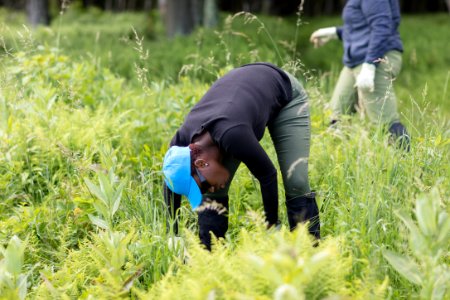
[192, 131, 214, 148]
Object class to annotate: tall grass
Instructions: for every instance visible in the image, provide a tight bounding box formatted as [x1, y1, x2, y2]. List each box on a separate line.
[0, 6, 448, 299]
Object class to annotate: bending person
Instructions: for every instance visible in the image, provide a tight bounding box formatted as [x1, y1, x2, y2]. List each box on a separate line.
[162, 63, 320, 250]
[310, 0, 410, 150]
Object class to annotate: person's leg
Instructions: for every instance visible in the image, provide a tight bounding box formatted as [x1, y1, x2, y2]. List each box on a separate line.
[330, 66, 359, 123]
[356, 51, 410, 150]
[268, 72, 320, 238]
[197, 156, 240, 250]
[356, 51, 401, 125]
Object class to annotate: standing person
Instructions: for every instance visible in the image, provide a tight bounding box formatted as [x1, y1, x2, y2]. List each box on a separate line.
[310, 0, 410, 150]
[162, 63, 320, 250]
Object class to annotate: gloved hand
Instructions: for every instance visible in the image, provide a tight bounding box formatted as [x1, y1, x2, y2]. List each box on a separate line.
[167, 236, 185, 252]
[167, 236, 189, 262]
[355, 63, 376, 92]
[309, 27, 338, 48]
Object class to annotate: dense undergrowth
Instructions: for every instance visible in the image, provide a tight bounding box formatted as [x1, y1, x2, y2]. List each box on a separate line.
[0, 6, 449, 300]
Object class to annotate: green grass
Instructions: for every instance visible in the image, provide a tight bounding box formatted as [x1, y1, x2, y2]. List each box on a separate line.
[0, 6, 449, 300]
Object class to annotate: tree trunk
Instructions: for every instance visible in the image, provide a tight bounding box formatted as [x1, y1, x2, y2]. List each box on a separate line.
[26, 0, 49, 27]
[120, 0, 128, 11]
[323, 0, 334, 15]
[261, 0, 274, 15]
[144, 0, 153, 11]
[104, 0, 113, 10]
[192, 0, 204, 27]
[82, 0, 90, 9]
[164, 0, 196, 37]
[203, 0, 218, 28]
[446, 0, 450, 13]
[128, 0, 137, 10]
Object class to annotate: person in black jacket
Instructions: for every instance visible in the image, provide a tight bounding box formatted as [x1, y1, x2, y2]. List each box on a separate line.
[163, 63, 319, 250]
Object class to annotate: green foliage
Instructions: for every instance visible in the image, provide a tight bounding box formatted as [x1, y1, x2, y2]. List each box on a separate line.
[9, 48, 125, 108]
[147, 223, 388, 299]
[85, 168, 126, 230]
[0, 7, 448, 300]
[383, 188, 450, 299]
[0, 236, 27, 300]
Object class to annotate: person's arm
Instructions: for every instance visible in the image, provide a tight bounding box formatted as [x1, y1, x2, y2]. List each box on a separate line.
[309, 26, 338, 48]
[362, 0, 394, 64]
[220, 126, 279, 226]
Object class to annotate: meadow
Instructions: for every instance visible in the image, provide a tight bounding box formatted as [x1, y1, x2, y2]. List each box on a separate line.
[0, 6, 449, 299]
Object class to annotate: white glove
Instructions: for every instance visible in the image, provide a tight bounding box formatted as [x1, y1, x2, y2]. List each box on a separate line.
[168, 236, 185, 252]
[309, 27, 338, 48]
[355, 63, 376, 92]
[168, 236, 189, 262]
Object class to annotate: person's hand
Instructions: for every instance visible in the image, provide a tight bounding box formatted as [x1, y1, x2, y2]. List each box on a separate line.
[355, 63, 376, 92]
[167, 236, 185, 252]
[309, 27, 338, 48]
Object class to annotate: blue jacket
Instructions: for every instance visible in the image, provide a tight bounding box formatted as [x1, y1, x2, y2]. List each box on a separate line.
[336, 0, 403, 68]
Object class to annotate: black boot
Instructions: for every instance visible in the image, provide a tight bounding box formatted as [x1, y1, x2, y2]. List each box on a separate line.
[329, 119, 339, 127]
[286, 192, 320, 239]
[197, 196, 228, 251]
[388, 122, 410, 152]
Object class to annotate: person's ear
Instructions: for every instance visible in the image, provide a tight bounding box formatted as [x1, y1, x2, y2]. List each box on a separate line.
[194, 159, 209, 169]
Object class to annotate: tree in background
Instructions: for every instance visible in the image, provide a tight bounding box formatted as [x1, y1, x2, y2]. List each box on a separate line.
[161, 0, 194, 37]
[203, 0, 218, 28]
[26, 0, 50, 27]
[162, 0, 218, 37]
[1, 0, 447, 33]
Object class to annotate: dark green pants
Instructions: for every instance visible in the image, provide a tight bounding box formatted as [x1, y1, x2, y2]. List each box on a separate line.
[203, 72, 311, 202]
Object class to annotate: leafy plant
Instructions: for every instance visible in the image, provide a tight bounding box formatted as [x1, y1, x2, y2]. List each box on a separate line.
[0, 236, 28, 300]
[383, 187, 450, 299]
[146, 221, 387, 299]
[84, 168, 126, 230]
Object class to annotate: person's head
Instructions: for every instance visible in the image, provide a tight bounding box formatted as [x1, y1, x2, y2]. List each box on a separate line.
[162, 143, 230, 209]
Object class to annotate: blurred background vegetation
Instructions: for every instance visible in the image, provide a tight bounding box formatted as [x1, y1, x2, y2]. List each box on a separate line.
[1, 0, 449, 118]
[0, 1, 448, 299]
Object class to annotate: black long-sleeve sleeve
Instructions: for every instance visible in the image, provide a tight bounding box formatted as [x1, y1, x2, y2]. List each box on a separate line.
[220, 125, 279, 225]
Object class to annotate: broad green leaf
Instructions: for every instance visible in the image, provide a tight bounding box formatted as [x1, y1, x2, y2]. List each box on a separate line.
[396, 210, 418, 233]
[88, 214, 109, 230]
[416, 195, 437, 236]
[92, 201, 109, 221]
[98, 172, 114, 202]
[17, 274, 28, 300]
[430, 266, 450, 300]
[84, 178, 108, 205]
[396, 211, 428, 256]
[383, 250, 423, 285]
[437, 212, 450, 245]
[5, 236, 25, 276]
[111, 181, 125, 216]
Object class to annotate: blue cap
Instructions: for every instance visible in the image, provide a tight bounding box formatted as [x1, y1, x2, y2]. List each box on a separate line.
[162, 146, 202, 209]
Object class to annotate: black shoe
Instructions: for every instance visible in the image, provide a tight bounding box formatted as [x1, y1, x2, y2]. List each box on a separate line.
[286, 192, 320, 239]
[329, 119, 339, 127]
[388, 122, 410, 152]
